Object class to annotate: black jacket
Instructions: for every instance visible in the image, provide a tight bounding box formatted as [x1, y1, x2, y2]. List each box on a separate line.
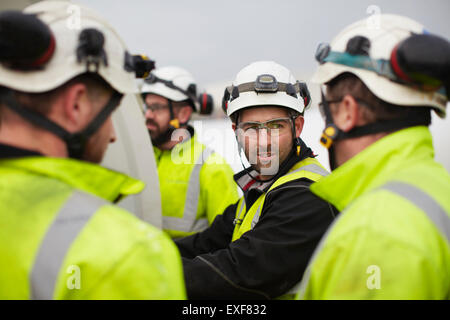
[175, 140, 338, 299]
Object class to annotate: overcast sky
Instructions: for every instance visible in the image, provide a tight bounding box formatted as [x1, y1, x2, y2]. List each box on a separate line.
[77, 0, 450, 86]
[73, 0, 449, 170]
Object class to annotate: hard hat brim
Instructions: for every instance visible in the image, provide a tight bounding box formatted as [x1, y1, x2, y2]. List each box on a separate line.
[226, 91, 305, 116]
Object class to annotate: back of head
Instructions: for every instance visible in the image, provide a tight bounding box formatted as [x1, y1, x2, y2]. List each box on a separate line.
[0, 1, 155, 159]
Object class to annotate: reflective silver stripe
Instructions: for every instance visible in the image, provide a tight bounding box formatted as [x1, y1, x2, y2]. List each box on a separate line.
[251, 163, 329, 229]
[162, 216, 209, 233]
[382, 181, 450, 242]
[233, 198, 246, 226]
[30, 191, 106, 300]
[298, 180, 450, 299]
[251, 202, 262, 229]
[162, 147, 213, 233]
[287, 163, 329, 178]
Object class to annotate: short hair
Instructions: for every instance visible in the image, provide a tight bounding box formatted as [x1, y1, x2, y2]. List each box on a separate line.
[0, 73, 113, 116]
[172, 99, 193, 110]
[326, 72, 431, 126]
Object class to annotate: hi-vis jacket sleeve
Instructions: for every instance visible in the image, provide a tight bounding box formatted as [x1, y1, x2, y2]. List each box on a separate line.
[299, 190, 450, 300]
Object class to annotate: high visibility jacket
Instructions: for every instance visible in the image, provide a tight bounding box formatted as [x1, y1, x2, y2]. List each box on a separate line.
[232, 157, 329, 242]
[0, 153, 186, 299]
[154, 133, 239, 238]
[176, 141, 338, 299]
[297, 126, 450, 300]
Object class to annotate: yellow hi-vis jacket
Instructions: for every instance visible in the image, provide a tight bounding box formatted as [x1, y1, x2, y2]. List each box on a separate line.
[232, 157, 329, 243]
[0, 155, 186, 300]
[154, 133, 239, 238]
[297, 126, 450, 299]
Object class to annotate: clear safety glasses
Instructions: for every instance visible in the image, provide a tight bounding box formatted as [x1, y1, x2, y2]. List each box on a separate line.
[236, 117, 293, 138]
[143, 102, 170, 113]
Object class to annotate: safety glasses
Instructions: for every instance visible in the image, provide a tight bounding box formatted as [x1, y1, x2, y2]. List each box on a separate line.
[143, 102, 170, 113]
[236, 117, 293, 137]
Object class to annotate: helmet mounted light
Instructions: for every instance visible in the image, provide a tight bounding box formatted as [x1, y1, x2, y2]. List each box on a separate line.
[255, 74, 278, 93]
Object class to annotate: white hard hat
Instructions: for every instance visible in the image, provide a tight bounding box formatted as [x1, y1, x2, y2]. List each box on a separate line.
[0, 0, 149, 94]
[224, 61, 310, 117]
[141, 66, 196, 102]
[141, 66, 215, 115]
[0, 1, 155, 159]
[312, 14, 448, 118]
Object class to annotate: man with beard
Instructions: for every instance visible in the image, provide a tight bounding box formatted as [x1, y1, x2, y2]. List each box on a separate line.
[175, 61, 338, 299]
[141, 66, 238, 238]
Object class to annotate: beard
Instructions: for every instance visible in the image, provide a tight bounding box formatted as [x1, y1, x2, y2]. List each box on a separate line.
[146, 119, 173, 147]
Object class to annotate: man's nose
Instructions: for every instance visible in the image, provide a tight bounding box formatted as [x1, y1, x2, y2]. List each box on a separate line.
[145, 108, 155, 119]
[257, 128, 272, 146]
[258, 128, 271, 141]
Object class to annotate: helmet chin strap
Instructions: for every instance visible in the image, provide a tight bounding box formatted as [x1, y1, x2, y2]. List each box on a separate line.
[289, 114, 302, 157]
[2, 89, 123, 159]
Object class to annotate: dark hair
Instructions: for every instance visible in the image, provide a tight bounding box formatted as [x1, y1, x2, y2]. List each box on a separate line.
[172, 99, 193, 109]
[326, 72, 431, 125]
[230, 111, 239, 124]
[0, 73, 112, 116]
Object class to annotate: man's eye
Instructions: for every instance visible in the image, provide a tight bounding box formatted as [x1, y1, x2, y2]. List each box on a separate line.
[148, 104, 165, 111]
[267, 123, 282, 129]
[244, 125, 259, 131]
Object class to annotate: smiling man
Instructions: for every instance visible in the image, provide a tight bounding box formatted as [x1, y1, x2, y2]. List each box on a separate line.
[175, 61, 337, 299]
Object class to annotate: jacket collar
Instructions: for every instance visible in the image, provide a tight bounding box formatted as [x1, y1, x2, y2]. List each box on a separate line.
[0, 143, 42, 159]
[0, 155, 145, 202]
[310, 126, 435, 211]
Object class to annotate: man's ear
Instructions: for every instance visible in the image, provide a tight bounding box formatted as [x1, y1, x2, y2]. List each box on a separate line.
[334, 94, 359, 133]
[294, 115, 305, 138]
[60, 83, 92, 132]
[176, 105, 193, 124]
